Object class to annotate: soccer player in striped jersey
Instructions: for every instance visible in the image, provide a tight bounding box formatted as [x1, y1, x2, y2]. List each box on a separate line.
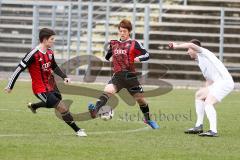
[169, 39, 234, 137]
[4, 28, 87, 137]
[88, 19, 159, 129]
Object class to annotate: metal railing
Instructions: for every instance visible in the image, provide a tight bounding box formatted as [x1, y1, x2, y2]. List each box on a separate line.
[0, 0, 154, 78]
[0, 0, 239, 75]
[157, 0, 240, 62]
[219, 8, 224, 62]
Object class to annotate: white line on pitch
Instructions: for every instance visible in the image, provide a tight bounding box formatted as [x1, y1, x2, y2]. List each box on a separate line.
[0, 127, 150, 137]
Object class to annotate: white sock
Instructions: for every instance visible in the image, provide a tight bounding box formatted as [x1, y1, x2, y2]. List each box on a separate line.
[205, 104, 217, 133]
[195, 99, 205, 127]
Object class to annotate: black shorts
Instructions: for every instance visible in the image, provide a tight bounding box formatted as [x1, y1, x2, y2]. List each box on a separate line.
[35, 91, 62, 108]
[108, 71, 143, 95]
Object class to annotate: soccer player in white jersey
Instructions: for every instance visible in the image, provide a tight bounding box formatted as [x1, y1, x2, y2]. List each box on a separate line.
[169, 39, 234, 137]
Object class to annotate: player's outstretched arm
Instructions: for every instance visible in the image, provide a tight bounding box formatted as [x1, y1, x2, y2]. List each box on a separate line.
[4, 49, 36, 93]
[169, 42, 201, 52]
[6, 48, 37, 93]
[4, 65, 25, 93]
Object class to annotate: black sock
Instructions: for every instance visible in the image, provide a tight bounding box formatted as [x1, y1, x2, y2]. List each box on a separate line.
[95, 93, 109, 111]
[31, 102, 47, 110]
[61, 111, 80, 132]
[140, 104, 150, 121]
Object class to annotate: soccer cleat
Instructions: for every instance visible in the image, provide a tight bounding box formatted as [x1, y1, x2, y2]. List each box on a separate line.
[88, 103, 97, 119]
[27, 103, 36, 114]
[76, 129, 87, 137]
[184, 125, 203, 134]
[199, 130, 218, 137]
[144, 120, 160, 129]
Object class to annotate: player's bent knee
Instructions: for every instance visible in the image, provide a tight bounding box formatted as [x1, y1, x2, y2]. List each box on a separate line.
[204, 95, 219, 105]
[104, 84, 117, 95]
[57, 107, 68, 113]
[56, 101, 68, 113]
[195, 88, 208, 100]
[137, 99, 146, 105]
[134, 95, 146, 105]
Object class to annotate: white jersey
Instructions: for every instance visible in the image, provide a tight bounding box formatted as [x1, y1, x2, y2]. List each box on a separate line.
[197, 47, 233, 82]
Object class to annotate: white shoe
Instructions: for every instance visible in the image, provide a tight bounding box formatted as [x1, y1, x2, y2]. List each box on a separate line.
[27, 102, 36, 114]
[76, 129, 87, 137]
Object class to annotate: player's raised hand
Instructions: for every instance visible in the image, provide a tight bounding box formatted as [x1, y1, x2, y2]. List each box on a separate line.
[134, 57, 140, 62]
[64, 78, 71, 84]
[168, 42, 177, 49]
[4, 87, 12, 93]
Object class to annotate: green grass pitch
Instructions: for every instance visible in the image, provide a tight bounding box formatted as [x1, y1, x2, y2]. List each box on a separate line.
[0, 80, 239, 160]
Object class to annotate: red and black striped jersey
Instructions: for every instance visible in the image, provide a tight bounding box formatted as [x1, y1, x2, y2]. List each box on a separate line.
[7, 46, 67, 94]
[105, 39, 149, 73]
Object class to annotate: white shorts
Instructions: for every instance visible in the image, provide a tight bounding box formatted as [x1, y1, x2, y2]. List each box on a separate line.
[208, 80, 234, 102]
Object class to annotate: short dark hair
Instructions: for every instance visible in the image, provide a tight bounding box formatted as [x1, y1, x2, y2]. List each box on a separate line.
[39, 28, 56, 43]
[190, 39, 201, 47]
[118, 19, 132, 32]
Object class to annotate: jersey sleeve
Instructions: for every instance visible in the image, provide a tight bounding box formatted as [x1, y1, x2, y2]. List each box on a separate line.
[134, 40, 149, 61]
[105, 42, 113, 61]
[51, 55, 67, 79]
[7, 49, 36, 89]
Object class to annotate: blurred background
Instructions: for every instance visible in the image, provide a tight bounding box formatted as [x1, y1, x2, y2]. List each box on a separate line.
[0, 0, 239, 83]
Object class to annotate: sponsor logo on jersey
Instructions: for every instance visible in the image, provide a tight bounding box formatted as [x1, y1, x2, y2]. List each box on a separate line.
[114, 49, 127, 54]
[42, 62, 51, 71]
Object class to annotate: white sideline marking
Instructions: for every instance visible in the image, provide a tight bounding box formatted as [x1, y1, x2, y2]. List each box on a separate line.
[0, 108, 52, 114]
[0, 108, 23, 112]
[0, 127, 150, 137]
[88, 126, 150, 135]
[0, 108, 155, 137]
[0, 108, 157, 124]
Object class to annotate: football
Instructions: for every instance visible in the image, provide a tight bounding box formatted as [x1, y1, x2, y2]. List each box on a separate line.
[98, 105, 114, 121]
